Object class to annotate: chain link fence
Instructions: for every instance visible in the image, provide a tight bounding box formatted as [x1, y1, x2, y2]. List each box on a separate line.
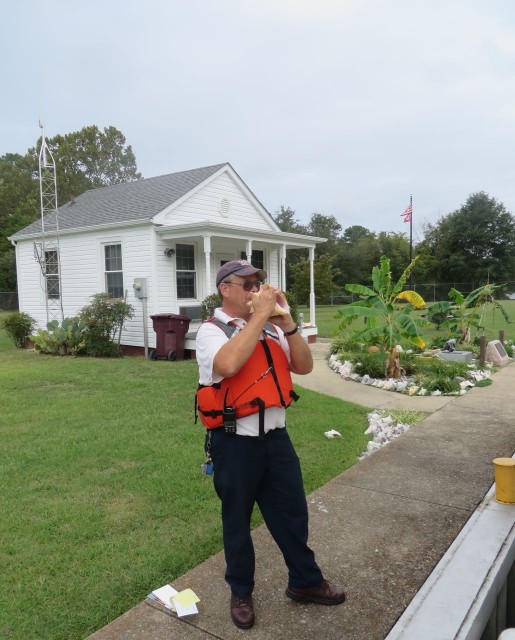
[0, 292, 19, 311]
[326, 282, 515, 305]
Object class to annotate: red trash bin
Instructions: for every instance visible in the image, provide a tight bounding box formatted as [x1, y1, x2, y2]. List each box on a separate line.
[149, 313, 191, 361]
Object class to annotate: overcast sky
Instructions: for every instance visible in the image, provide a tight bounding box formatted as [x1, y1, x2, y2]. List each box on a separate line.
[2, 0, 515, 239]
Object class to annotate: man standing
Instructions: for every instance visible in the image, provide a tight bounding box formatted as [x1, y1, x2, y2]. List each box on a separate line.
[196, 260, 345, 629]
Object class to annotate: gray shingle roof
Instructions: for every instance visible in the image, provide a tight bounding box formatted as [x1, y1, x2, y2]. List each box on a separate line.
[11, 163, 227, 239]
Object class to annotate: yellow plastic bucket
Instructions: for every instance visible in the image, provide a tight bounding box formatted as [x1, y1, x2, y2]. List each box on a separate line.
[493, 458, 515, 504]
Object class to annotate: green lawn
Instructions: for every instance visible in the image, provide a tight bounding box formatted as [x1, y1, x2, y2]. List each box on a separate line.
[301, 299, 515, 341]
[0, 321, 370, 640]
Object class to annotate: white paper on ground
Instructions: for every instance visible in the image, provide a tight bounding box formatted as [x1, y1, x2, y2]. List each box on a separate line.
[149, 584, 199, 617]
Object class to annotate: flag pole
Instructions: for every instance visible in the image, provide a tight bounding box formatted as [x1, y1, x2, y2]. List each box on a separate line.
[409, 194, 413, 263]
[409, 194, 413, 288]
[400, 197, 414, 287]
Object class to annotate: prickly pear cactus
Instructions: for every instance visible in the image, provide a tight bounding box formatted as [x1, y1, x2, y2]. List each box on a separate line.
[32, 317, 86, 355]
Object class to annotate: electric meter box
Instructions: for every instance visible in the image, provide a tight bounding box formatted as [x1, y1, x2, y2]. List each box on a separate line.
[133, 277, 148, 299]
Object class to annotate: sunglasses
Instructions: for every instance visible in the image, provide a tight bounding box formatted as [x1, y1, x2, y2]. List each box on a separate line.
[223, 280, 263, 292]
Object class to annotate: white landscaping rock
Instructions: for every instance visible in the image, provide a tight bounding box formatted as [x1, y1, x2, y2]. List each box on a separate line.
[328, 352, 491, 396]
[360, 411, 413, 459]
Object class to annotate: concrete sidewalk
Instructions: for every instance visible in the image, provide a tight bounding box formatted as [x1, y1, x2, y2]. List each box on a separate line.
[87, 343, 515, 640]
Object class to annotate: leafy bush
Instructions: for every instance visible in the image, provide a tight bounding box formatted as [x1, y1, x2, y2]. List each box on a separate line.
[330, 333, 357, 355]
[79, 293, 134, 357]
[352, 351, 387, 378]
[427, 306, 449, 330]
[2, 311, 36, 348]
[200, 292, 222, 321]
[399, 352, 418, 376]
[283, 291, 299, 325]
[475, 378, 493, 387]
[32, 317, 87, 355]
[418, 375, 461, 394]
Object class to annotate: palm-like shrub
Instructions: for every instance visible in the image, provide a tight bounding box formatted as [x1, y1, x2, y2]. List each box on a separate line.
[335, 255, 428, 378]
[428, 284, 510, 344]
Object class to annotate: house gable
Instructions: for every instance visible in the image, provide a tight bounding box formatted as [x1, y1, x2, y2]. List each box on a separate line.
[152, 164, 280, 232]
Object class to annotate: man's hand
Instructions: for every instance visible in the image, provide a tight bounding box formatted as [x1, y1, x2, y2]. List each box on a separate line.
[248, 285, 281, 320]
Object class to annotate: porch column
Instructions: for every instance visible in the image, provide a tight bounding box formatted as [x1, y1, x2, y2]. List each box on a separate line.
[280, 244, 287, 291]
[245, 240, 252, 262]
[203, 235, 212, 296]
[309, 247, 316, 326]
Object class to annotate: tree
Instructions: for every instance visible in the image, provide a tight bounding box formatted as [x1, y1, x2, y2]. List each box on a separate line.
[335, 255, 427, 378]
[334, 226, 379, 288]
[421, 192, 515, 287]
[377, 232, 410, 281]
[307, 213, 342, 256]
[0, 153, 39, 248]
[342, 225, 373, 245]
[0, 251, 17, 291]
[273, 206, 309, 289]
[289, 254, 340, 305]
[27, 125, 142, 206]
[0, 125, 142, 290]
[273, 205, 308, 235]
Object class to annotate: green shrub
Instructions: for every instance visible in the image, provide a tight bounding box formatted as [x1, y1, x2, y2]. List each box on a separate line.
[503, 341, 514, 358]
[32, 317, 87, 355]
[416, 357, 469, 379]
[79, 293, 134, 357]
[413, 368, 463, 393]
[283, 291, 299, 325]
[330, 333, 358, 355]
[427, 306, 449, 330]
[420, 375, 461, 394]
[459, 342, 480, 357]
[200, 292, 222, 321]
[475, 378, 493, 387]
[352, 351, 387, 378]
[399, 352, 418, 376]
[2, 311, 36, 348]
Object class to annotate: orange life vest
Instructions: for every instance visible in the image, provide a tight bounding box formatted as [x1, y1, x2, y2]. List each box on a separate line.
[195, 318, 299, 431]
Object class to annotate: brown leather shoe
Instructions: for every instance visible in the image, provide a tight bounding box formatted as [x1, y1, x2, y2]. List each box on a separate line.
[230, 594, 255, 629]
[285, 579, 346, 605]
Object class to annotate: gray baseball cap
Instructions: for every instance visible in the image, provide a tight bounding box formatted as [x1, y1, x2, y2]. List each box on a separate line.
[216, 260, 267, 287]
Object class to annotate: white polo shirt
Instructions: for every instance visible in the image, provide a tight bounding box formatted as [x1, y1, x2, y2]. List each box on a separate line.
[196, 308, 291, 436]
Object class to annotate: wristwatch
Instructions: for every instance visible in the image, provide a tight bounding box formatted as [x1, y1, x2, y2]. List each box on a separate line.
[284, 325, 299, 337]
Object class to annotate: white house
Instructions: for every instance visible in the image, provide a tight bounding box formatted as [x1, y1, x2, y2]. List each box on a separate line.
[9, 163, 325, 355]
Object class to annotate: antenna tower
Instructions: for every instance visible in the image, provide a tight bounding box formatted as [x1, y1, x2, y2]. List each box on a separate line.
[34, 122, 63, 323]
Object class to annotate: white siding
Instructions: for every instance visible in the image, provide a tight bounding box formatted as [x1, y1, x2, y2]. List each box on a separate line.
[15, 169, 297, 350]
[156, 172, 275, 231]
[15, 224, 157, 348]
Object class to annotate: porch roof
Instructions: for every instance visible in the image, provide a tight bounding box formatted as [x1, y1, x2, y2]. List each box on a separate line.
[153, 220, 327, 249]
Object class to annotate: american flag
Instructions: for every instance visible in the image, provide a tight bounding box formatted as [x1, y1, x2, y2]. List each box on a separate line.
[401, 203, 412, 223]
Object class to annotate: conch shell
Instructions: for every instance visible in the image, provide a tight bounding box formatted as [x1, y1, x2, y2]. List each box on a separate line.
[247, 283, 290, 317]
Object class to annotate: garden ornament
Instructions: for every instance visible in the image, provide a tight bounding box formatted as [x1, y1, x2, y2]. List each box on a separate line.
[443, 338, 457, 352]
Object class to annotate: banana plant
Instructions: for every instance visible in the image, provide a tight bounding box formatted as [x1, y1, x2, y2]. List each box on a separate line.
[335, 255, 427, 378]
[428, 284, 510, 345]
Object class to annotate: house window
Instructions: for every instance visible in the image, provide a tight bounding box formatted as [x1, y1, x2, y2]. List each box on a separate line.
[45, 250, 60, 299]
[251, 250, 264, 271]
[104, 244, 124, 298]
[176, 243, 196, 299]
[240, 250, 264, 270]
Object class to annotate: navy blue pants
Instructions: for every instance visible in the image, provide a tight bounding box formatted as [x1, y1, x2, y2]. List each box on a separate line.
[207, 427, 323, 597]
